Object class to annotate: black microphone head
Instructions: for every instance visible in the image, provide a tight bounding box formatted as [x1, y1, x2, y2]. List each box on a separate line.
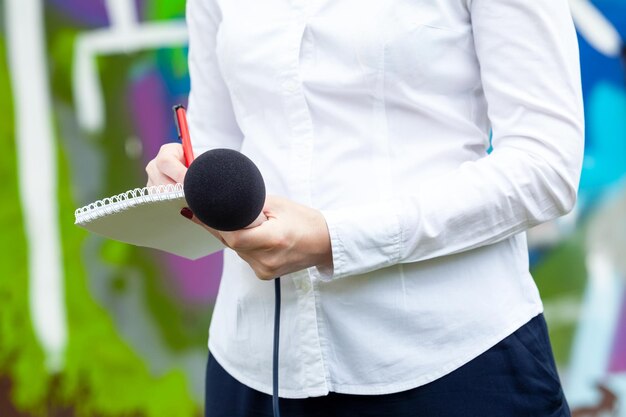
[183, 148, 266, 231]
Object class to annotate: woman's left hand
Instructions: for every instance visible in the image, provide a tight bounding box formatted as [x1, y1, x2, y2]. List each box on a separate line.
[186, 195, 333, 280]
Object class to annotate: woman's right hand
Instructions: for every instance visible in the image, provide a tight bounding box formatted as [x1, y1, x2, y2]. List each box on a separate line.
[145, 143, 188, 186]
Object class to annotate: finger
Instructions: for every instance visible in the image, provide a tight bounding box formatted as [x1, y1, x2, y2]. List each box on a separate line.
[220, 220, 279, 251]
[146, 160, 177, 185]
[146, 161, 156, 187]
[158, 142, 185, 162]
[146, 167, 178, 187]
[156, 155, 187, 184]
[261, 195, 288, 218]
[236, 252, 276, 281]
[245, 211, 269, 228]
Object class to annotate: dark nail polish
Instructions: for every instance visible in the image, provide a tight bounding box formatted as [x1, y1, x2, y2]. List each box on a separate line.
[180, 207, 193, 219]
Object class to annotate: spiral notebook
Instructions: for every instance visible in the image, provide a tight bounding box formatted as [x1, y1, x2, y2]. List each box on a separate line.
[74, 184, 224, 260]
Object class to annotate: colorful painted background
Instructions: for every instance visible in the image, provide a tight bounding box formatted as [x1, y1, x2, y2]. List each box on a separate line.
[0, 0, 625, 416]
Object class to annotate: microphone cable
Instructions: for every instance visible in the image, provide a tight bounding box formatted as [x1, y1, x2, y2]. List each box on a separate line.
[273, 277, 282, 417]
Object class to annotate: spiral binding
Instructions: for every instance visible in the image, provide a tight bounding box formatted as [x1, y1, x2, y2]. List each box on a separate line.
[74, 183, 184, 224]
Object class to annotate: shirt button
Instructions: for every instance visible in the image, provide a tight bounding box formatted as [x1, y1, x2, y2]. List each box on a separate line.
[282, 79, 299, 93]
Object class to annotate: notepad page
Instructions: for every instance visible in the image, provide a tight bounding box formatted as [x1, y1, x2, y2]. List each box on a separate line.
[76, 195, 224, 260]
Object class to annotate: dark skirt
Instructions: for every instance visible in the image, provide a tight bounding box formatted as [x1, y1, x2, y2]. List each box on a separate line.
[205, 313, 570, 417]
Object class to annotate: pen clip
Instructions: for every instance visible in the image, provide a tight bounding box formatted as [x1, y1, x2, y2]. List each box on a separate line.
[173, 104, 184, 139]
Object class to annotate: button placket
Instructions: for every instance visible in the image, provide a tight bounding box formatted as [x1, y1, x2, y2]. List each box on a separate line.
[281, 7, 328, 394]
[291, 271, 328, 394]
[280, 5, 314, 204]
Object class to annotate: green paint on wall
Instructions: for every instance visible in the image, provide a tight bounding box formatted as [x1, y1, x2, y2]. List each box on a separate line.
[146, 0, 187, 21]
[531, 230, 588, 366]
[147, 0, 190, 83]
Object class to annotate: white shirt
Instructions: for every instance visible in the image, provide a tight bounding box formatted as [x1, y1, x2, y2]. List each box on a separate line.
[186, 0, 584, 398]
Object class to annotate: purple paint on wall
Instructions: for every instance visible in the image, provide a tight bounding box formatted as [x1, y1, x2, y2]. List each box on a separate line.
[48, 0, 109, 27]
[129, 70, 169, 166]
[166, 252, 223, 303]
[48, 0, 144, 27]
[608, 288, 626, 373]
[130, 69, 222, 303]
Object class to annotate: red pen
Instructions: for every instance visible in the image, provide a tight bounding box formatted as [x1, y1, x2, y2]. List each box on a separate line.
[173, 104, 195, 168]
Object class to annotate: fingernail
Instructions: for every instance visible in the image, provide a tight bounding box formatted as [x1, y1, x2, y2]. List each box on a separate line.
[180, 207, 193, 219]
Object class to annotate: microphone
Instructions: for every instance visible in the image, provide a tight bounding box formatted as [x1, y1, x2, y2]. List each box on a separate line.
[182, 148, 282, 417]
[183, 148, 266, 231]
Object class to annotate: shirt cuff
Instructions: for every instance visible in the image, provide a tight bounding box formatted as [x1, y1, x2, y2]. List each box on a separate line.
[313, 199, 403, 281]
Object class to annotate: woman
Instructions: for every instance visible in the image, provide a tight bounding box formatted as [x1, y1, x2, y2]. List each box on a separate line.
[146, 0, 584, 415]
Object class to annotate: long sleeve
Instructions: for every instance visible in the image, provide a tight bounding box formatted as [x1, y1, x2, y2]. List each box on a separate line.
[186, 0, 243, 154]
[320, 0, 584, 280]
